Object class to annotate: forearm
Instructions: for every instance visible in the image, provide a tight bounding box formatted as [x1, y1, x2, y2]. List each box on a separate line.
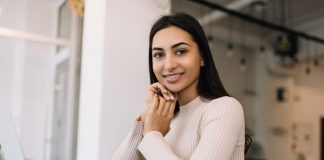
[138, 131, 179, 160]
[112, 119, 145, 160]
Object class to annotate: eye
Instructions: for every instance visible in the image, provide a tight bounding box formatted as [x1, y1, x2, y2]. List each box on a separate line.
[152, 52, 164, 58]
[175, 49, 188, 55]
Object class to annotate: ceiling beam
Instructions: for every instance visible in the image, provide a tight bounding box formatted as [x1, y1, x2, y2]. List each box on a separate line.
[198, 0, 253, 26]
[189, 0, 324, 44]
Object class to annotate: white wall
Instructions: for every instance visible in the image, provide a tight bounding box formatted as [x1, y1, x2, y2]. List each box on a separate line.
[100, 0, 171, 158]
[266, 76, 295, 160]
[264, 17, 324, 160]
[293, 65, 324, 160]
[265, 61, 324, 160]
[77, 0, 170, 159]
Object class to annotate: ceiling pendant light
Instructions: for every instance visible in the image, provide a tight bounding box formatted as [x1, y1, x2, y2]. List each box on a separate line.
[239, 58, 247, 72]
[305, 41, 311, 75]
[305, 66, 311, 74]
[227, 43, 234, 57]
[313, 59, 319, 67]
[313, 43, 320, 67]
[239, 19, 246, 72]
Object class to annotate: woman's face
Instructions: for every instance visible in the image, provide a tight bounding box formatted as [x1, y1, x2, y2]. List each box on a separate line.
[152, 26, 202, 94]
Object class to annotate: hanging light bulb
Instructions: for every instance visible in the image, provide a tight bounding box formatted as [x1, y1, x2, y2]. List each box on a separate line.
[239, 58, 246, 72]
[305, 66, 311, 74]
[260, 45, 265, 53]
[227, 16, 234, 58]
[258, 45, 266, 59]
[227, 43, 234, 57]
[305, 41, 311, 75]
[313, 43, 319, 67]
[314, 59, 319, 66]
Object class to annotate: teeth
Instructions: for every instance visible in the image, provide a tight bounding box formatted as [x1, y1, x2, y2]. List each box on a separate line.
[164, 73, 183, 77]
[166, 74, 180, 77]
[167, 74, 180, 78]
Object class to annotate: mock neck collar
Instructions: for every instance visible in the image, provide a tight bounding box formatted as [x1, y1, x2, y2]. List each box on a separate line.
[179, 96, 204, 114]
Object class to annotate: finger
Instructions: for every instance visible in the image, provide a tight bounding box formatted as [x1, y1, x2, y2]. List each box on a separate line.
[146, 85, 160, 104]
[162, 100, 172, 114]
[148, 85, 159, 95]
[157, 96, 166, 113]
[153, 83, 172, 100]
[166, 91, 175, 101]
[152, 83, 165, 94]
[151, 94, 159, 111]
[162, 88, 175, 101]
[168, 98, 177, 114]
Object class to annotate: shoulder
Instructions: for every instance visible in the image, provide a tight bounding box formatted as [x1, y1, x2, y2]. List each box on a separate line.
[206, 96, 242, 110]
[202, 96, 244, 121]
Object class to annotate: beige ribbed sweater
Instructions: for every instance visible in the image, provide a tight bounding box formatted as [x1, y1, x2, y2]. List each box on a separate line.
[113, 96, 245, 160]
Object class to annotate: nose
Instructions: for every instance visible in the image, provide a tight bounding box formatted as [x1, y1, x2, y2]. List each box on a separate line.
[164, 54, 178, 71]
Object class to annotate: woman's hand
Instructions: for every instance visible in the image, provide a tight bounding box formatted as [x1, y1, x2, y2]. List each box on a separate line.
[139, 82, 175, 122]
[143, 94, 177, 136]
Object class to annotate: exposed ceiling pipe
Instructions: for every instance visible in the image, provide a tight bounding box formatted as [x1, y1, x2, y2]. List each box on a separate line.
[198, 0, 254, 26]
[190, 0, 324, 44]
[193, 0, 324, 77]
[195, 0, 299, 77]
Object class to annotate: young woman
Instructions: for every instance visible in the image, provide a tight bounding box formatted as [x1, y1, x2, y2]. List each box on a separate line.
[113, 13, 250, 160]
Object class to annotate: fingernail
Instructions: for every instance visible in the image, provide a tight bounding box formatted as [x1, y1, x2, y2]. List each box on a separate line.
[170, 95, 174, 100]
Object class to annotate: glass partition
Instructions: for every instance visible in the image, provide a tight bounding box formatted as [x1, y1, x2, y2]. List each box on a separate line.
[0, 1, 79, 160]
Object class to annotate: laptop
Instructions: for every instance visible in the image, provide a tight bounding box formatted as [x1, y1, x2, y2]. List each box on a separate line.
[0, 106, 25, 160]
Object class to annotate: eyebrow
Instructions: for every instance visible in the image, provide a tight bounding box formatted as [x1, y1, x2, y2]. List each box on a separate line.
[152, 42, 191, 51]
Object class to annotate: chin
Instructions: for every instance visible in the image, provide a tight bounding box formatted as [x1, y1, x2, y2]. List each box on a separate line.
[163, 83, 184, 93]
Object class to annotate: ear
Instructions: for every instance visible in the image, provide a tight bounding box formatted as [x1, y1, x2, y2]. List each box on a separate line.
[200, 57, 205, 67]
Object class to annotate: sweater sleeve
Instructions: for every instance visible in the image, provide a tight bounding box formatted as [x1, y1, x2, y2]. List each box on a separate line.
[112, 118, 146, 160]
[190, 97, 245, 159]
[138, 97, 245, 160]
[138, 131, 179, 160]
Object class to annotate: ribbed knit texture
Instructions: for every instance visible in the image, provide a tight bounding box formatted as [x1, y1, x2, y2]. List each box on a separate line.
[112, 120, 145, 160]
[113, 96, 245, 160]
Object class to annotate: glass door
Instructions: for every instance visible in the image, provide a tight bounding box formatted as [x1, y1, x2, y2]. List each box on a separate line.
[0, 0, 82, 160]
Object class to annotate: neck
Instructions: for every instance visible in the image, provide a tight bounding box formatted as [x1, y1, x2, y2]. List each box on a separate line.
[177, 83, 199, 106]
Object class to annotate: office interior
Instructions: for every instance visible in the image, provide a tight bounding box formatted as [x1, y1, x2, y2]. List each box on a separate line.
[0, 0, 323, 160]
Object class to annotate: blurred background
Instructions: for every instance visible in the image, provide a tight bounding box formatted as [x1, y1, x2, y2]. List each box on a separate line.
[0, 0, 323, 160]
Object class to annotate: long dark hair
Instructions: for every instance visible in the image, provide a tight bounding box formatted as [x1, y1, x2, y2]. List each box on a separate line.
[148, 13, 251, 154]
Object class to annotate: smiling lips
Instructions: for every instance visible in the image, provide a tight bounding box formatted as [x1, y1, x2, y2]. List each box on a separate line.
[163, 73, 184, 83]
